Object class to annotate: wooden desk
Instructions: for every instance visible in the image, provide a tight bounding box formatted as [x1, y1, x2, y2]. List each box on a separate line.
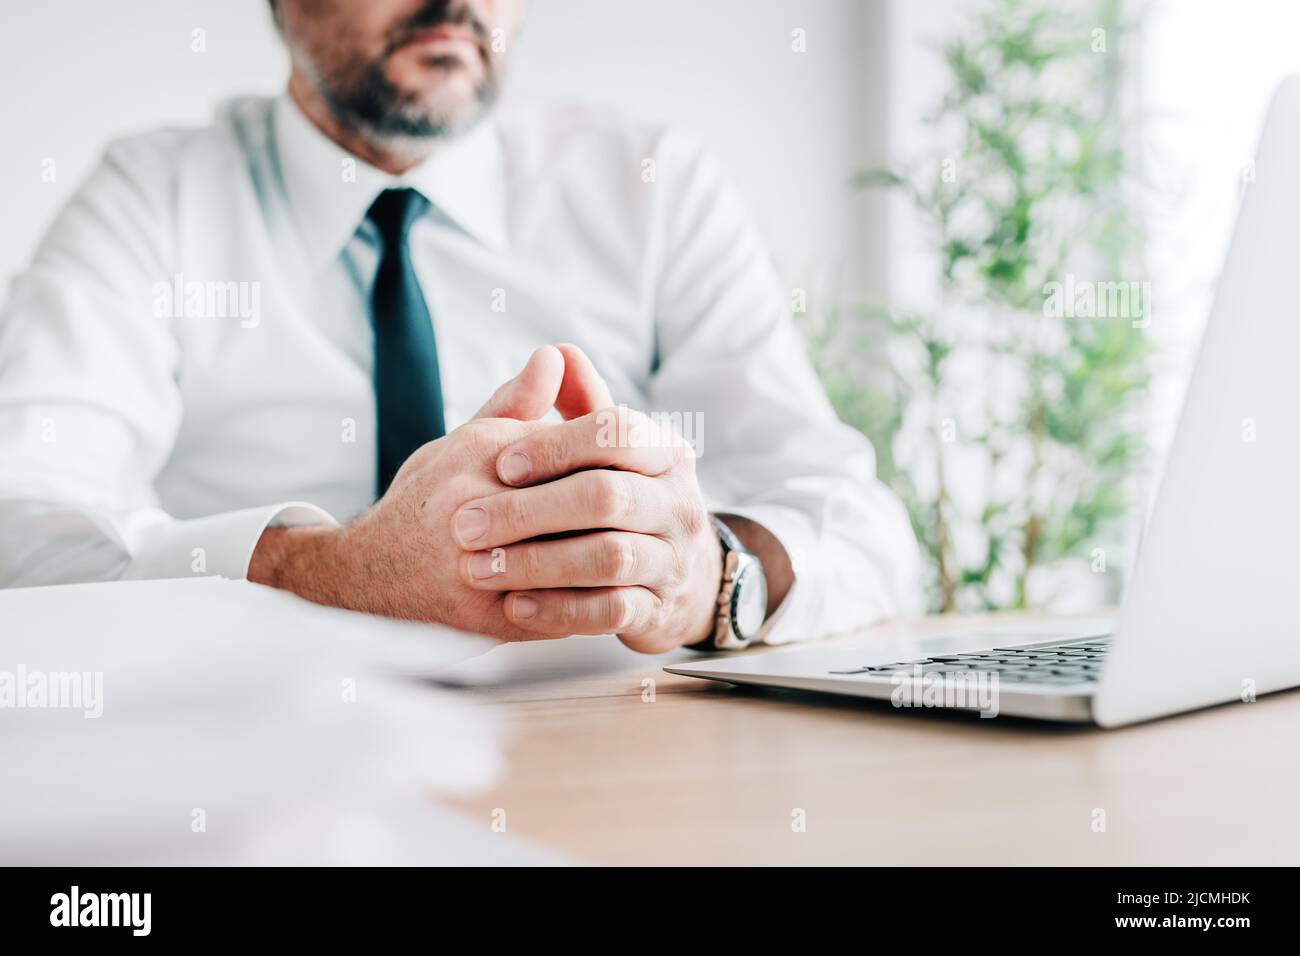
[445, 614, 1300, 865]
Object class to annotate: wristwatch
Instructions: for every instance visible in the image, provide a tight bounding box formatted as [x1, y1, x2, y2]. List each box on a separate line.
[692, 516, 768, 651]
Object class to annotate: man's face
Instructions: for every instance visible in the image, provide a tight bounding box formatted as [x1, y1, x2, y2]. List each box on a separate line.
[277, 0, 526, 140]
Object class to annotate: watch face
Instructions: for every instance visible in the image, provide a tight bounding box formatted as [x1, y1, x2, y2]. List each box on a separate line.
[731, 563, 768, 638]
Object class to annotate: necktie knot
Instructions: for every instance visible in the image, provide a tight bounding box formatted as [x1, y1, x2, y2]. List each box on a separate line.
[366, 187, 430, 245]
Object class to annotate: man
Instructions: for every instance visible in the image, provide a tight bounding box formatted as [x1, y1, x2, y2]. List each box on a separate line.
[0, 0, 920, 652]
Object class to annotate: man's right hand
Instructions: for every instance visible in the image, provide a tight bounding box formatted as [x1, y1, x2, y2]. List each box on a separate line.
[248, 344, 613, 639]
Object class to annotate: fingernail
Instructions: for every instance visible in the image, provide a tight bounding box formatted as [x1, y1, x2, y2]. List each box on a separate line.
[468, 551, 499, 579]
[512, 594, 538, 619]
[500, 452, 531, 485]
[454, 507, 488, 544]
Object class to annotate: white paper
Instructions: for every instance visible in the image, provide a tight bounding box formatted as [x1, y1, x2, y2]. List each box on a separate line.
[0, 577, 560, 865]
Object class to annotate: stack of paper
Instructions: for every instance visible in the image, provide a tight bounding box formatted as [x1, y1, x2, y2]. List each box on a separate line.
[0, 577, 551, 865]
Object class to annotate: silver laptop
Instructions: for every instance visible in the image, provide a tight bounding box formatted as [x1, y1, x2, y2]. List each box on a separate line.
[667, 77, 1300, 727]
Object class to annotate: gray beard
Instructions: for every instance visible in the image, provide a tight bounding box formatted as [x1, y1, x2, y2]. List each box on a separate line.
[316, 57, 500, 145]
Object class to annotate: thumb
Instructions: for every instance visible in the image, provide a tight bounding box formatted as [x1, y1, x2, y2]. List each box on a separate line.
[553, 343, 614, 419]
[473, 345, 565, 420]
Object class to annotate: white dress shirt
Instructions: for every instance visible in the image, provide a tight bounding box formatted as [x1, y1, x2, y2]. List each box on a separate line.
[0, 95, 921, 642]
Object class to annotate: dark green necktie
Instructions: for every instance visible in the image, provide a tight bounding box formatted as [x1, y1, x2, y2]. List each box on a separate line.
[366, 188, 446, 497]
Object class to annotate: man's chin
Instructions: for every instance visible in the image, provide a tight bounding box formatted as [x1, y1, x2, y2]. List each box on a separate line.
[386, 75, 486, 130]
[361, 101, 483, 144]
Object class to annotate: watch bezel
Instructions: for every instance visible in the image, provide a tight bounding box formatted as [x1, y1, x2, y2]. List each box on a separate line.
[691, 516, 769, 651]
[729, 554, 768, 641]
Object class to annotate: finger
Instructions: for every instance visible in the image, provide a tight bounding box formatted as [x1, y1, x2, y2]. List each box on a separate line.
[472, 345, 564, 420]
[452, 470, 673, 549]
[459, 531, 677, 591]
[553, 343, 614, 420]
[503, 586, 661, 636]
[497, 405, 691, 487]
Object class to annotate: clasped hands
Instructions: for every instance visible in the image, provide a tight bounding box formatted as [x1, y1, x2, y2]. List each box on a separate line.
[253, 344, 722, 653]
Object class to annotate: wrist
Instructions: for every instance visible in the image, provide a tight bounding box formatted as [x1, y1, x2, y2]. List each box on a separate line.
[714, 514, 793, 617]
[248, 524, 347, 606]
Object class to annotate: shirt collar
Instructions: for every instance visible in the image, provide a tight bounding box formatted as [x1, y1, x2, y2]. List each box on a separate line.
[273, 94, 509, 269]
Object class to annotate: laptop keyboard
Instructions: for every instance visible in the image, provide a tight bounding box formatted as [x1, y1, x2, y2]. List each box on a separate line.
[828, 635, 1113, 685]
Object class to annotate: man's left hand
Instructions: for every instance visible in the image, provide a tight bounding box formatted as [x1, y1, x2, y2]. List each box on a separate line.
[451, 406, 722, 653]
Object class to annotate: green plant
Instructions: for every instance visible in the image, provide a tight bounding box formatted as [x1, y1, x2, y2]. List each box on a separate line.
[806, 0, 1149, 612]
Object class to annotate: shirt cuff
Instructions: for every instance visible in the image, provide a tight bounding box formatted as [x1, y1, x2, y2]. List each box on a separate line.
[715, 504, 819, 646]
[120, 502, 338, 582]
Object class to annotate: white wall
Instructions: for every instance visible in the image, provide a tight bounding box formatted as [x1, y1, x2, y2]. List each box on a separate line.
[0, 1, 286, 281]
[503, 0, 891, 299]
[0, 0, 892, 304]
[1140, 0, 1300, 462]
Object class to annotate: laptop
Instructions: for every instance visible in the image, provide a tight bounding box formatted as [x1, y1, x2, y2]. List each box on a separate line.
[666, 77, 1300, 727]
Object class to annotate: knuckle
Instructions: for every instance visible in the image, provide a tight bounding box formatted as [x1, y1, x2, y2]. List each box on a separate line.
[521, 543, 546, 583]
[455, 418, 497, 444]
[601, 404, 650, 449]
[457, 418, 535, 466]
[606, 590, 635, 632]
[598, 534, 637, 583]
[667, 538, 691, 586]
[585, 472, 628, 522]
[675, 495, 708, 537]
[530, 434, 562, 476]
[622, 408, 651, 447]
[558, 593, 583, 627]
[452, 419, 499, 460]
[500, 492, 531, 534]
